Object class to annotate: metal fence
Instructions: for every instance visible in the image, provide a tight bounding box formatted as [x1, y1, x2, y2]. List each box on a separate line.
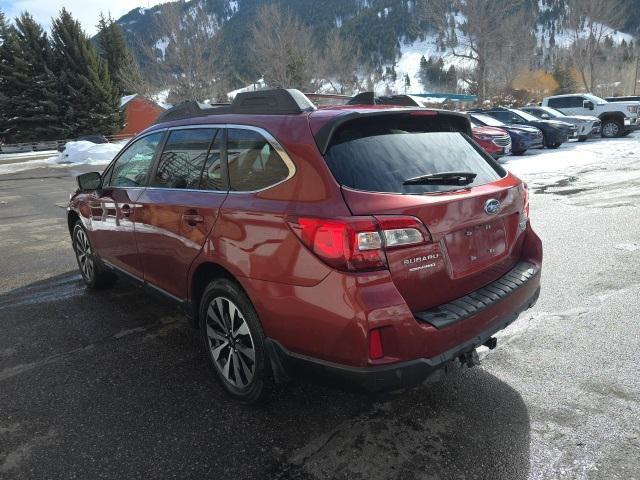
[0, 133, 134, 154]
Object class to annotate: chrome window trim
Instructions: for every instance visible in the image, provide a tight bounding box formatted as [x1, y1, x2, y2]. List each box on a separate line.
[169, 124, 296, 193]
[106, 124, 296, 194]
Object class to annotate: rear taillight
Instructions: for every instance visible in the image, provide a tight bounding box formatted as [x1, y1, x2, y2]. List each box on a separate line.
[288, 215, 429, 272]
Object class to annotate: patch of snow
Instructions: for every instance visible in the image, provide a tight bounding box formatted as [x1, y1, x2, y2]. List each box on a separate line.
[227, 78, 267, 100]
[48, 141, 123, 166]
[504, 132, 640, 209]
[229, 0, 239, 12]
[119, 94, 138, 108]
[155, 37, 170, 60]
[336, 16, 343, 28]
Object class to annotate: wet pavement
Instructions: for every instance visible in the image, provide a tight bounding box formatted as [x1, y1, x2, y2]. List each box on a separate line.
[1, 135, 639, 479]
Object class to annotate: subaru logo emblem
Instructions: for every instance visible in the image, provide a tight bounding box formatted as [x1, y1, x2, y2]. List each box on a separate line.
[484, 199, 501, 215]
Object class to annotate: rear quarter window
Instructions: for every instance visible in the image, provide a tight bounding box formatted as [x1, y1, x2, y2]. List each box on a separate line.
[324, 115, 504, 194]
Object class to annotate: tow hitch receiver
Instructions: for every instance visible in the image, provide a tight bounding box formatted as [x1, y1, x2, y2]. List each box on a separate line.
[459, 349, 480, 368]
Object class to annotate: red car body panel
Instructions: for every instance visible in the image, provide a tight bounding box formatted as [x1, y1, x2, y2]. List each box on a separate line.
[68, 101, 542, 386]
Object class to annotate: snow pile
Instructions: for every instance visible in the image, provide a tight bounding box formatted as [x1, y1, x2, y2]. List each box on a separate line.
[48, 141, 123, 166]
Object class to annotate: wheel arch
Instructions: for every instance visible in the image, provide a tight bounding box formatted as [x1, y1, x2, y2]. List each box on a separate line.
[598, 112, 624, 123]
[190, 261, 246, 327]
[67, 210, 80, 237]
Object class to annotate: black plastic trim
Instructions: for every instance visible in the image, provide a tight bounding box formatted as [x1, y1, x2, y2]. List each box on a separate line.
[414, 261, 540, 329]
[266, 284, 540, 392]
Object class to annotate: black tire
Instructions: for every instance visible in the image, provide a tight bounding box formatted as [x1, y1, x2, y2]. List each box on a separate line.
[578, 136, 588, 142]
[601, 119, 623, 138]
[548, 142, 561, 149]
[199, 278, 270, 403]
[512, 149, 526, 156]
[72, 222, 117, 289]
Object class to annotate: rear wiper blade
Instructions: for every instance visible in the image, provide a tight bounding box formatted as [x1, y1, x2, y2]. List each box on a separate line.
[403, 171, 477, 186]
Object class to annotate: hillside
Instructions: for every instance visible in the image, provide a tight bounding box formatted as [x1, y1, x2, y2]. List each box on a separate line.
[115, 0, 640, 94]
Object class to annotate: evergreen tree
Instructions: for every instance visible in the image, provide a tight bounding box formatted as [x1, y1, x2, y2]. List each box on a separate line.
[0, 14, 63, 142]
[51, 9, 121, 137]
[445, 65, 457, 90]
[0, 11, 20, 142]
[96, 13, 143, 95]
[552, 62, 578, 94]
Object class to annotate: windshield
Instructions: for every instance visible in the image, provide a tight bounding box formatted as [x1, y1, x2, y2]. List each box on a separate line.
[585, 94, 607, 105]
[511, 109, 539, 122]
[325, 131, 503, 194]
[540, 106, 565, 117]
[471, 113, 505, 127]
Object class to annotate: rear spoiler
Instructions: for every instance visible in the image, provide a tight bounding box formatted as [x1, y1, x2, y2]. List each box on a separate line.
[314, 109, 472, 155]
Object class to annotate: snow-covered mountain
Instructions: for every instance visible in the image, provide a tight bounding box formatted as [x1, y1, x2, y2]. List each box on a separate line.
[115, 0, 639, 93]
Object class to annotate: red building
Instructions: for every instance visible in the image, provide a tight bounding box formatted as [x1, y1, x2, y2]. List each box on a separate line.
[119, 95, 166, 136]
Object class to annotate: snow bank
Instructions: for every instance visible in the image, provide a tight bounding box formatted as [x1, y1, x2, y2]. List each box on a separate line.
[48, 141, 123, 166]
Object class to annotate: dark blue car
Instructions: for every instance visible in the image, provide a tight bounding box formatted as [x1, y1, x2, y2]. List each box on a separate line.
[469, 113, 543, 155]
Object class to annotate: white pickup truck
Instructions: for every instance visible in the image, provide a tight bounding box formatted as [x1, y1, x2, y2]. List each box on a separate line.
[541, 93, 640, 138]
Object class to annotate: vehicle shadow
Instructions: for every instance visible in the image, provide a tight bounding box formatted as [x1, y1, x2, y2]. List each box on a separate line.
[0, 272, 530, 480]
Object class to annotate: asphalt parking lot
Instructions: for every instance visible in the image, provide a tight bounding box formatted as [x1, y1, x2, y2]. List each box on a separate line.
[1, 135, 639, 480]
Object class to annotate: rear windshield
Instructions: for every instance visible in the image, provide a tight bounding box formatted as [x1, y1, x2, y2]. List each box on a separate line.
[324, 116, 504, 194]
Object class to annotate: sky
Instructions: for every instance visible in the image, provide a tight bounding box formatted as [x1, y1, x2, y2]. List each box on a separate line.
[0, 0, 164, 35]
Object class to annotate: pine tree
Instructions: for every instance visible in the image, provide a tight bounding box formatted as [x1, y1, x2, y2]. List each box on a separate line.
[0, 14, 64, 142]
[96, 13, 143, 96]
[552, 62, 578, 94]
[51, 9, 121, 137]
[0, 11, 20, 142]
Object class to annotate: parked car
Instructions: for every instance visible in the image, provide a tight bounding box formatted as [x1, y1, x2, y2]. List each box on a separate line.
[520, 105, 600, 142]
[469, 119, 512, 158]
[471, 107, 575, 148]
[542, 93, 640, 138]
[469, 112, 543, 155]
[68, 89, 542, 403]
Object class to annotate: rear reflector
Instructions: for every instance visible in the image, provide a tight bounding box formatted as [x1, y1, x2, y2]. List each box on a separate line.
[369, 329, 384, 359]
[288, 215, 430, 272]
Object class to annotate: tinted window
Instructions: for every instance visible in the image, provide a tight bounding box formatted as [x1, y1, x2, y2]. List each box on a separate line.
[490, 111, 519, 123]
[227, 129, 290, 191]
[568, 96, 585, 108]
[325, 127, 502, 194]
[547, 97, 569, 108]
[110, 132, 162, 187]
[153, 129, 221, 190]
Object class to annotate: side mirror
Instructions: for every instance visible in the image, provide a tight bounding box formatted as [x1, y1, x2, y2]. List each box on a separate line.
[541, 113, 550, 119]
[583, 100, 594, 110]
[77, 172, 102, 191]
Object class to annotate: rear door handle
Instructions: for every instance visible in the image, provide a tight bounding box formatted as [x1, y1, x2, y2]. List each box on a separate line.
[182, 210, 204, 226]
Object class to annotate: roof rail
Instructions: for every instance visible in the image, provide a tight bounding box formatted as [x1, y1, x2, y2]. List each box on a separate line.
[153, 89, 316, 125]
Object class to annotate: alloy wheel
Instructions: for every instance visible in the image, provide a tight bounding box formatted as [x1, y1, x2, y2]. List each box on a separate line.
[75, 228, 95, 281]
[205, 296, 256, 388]
[602, 122, 619, 138]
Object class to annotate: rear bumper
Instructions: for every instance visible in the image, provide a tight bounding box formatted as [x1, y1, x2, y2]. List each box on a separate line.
[268, 264, 541, 392]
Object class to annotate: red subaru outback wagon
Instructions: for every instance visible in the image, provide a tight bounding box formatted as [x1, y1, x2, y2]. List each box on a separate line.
[68, 89, 542, 402]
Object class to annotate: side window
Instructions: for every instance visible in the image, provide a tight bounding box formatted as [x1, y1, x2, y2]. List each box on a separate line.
[491, 112, 512, 123]
[110, 133, 162, 187]
[571, 96, 586, 108]
[152, 128, 221, 190]
[548, 97, 568, 108]
[227, 129, 291, 191]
